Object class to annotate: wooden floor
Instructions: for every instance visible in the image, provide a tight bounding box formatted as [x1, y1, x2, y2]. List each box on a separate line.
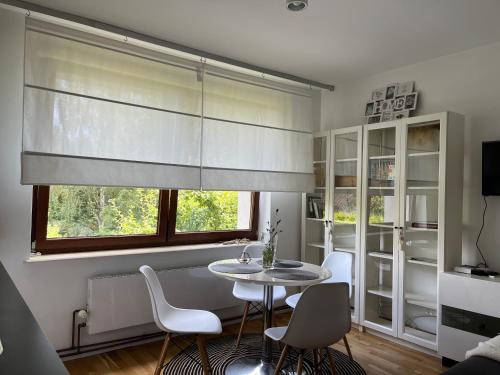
[65, 313, 446, 375]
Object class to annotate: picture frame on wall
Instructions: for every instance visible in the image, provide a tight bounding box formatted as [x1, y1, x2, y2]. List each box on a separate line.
[365, 81, 418, 123]
[373, 100, 383, 115]
[393, 110, 410, 119]
[381, 111, 393, 122]
[396, 81, 414, 96]
[367, 115, 381, 124]
[385, 84, 397, 100]
[392, 96, 406, 111]
[404, 92, 418, 110]
[371, 87, 386, 101]
[365, 102, 375, 116]
[381, 99, 393, 112]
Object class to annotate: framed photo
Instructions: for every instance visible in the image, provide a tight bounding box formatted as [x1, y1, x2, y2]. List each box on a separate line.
[371, 87, 386, 101]
[404, 92, 418, 110]
[396, 81, 414, 96]
[392, 96, 405, 111]
[373, 100, 383, 115]
[385, 84, 397, 100]
[381, 111, 393, 122]
[367, 115, 381, 124]
[381, 99, 393, 112]
[393, 110, 410, 119]
[365, 101, 375, 116]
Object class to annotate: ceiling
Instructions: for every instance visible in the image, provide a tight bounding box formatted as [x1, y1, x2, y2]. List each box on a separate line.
[24, 0, 500, 85]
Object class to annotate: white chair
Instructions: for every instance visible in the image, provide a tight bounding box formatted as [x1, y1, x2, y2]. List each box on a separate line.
[285, 251, 353, 361]
[139, 265, 222, 375]
[266, 283, 352, 374]
[233, 243, 287, 348]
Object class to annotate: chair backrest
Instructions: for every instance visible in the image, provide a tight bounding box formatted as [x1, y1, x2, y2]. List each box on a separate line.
[281, 283, 351, 349]
[139, 265, 175, 332]
[233, 243, 265, 295]
[322, 251, 353, 297]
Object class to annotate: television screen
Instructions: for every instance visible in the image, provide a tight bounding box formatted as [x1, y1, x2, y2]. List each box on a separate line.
[483, 141, 500, 196]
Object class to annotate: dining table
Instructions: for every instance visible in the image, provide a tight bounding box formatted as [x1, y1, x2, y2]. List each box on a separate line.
[208, 258, 332, 375]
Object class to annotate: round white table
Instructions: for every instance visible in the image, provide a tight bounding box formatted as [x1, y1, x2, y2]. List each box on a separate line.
[208, 258, 331, 375]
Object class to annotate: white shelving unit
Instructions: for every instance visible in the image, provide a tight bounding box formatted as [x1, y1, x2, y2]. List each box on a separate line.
[360, 112, 464, 351]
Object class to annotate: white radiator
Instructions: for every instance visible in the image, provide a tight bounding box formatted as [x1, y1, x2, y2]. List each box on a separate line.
[87, 265, 237, 335]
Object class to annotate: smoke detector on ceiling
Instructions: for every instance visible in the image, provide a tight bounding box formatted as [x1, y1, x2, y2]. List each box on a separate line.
[286, 0, 308, 12]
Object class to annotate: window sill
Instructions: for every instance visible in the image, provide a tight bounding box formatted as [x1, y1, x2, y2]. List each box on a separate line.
[25, 241, 256, 263]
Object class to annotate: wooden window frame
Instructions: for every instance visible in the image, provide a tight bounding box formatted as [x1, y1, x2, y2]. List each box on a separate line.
[32, 186, 259, 254]
[166, 190, 259, 246]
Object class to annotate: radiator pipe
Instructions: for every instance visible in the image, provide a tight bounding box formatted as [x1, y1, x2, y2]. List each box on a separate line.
[57, 305, 290, 358]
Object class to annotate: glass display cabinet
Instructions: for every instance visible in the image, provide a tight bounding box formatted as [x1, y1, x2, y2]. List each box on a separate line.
[331, 126, 362, 323]
[361, 112, 464, 351]
[301, 132, 330, 266]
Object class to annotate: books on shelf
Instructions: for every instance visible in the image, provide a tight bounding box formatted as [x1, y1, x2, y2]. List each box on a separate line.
[307, 195, 324, 219]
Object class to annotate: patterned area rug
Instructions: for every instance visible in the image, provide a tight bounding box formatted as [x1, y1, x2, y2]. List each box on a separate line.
[163, 334, 366, 374]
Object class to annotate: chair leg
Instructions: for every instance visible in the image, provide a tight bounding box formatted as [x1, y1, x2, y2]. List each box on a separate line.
[236, 301, 250, 348]
[326, 347, 337, 375]
[343, 336, 353, 361]
[196, 335, 211, 375]
[296, 351, 304, 375]
[274, 344, 289, 375]
[154, 333, 171, 375]
[312, 349, 320, 374]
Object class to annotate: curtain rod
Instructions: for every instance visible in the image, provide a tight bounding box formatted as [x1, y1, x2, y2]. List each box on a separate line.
[0, 0, 335, 91]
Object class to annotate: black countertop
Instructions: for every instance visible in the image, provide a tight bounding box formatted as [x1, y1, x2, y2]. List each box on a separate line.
[0, 261, 68, 375]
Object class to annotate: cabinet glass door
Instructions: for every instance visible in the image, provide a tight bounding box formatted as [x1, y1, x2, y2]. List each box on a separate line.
[332, 128, 362, 322]
[398, 120, 440, 347]
[362, 123, 400, 334]
[304, 134, 329, 265]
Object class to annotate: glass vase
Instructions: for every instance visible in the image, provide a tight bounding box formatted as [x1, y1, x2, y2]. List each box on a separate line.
[262, 235, 278, 269]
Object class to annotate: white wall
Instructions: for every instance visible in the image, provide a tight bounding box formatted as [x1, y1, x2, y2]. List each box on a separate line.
[0, 8, 302, 350]
[321, 40, 500, 270]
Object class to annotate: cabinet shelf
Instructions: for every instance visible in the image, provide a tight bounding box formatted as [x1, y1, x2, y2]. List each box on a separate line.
[368, 251, 393, 260]
[408, 151, 439, 158]
[336, 158, 358, 163]
[335, 247, 356, 254]
[306, 242, 325, 249]
[335, 186, 357, 190]
[407, 186, 438, 190]
[369, 186, 395, 190]
[369, 223, 394, 229]
[406, 227, 438, 233]
[404, 327, 436, 343]
[405, 293, 437, 309]
[306, 218, 324, 222]
[369, 155, 395, 160]
[406, 257, 437, 267]
[367, 285, 392, 299]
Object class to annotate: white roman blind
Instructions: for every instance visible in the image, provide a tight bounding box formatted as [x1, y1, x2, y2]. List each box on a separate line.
[201, 68, 314, 192]
[21, 19, 315, 192]
[22, 19, 203, 189]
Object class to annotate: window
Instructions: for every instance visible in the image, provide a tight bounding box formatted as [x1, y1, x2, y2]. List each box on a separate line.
[32, 186, 259, 254]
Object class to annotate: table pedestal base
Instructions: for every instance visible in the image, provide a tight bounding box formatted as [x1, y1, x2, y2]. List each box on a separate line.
[225, 357, 276, 375]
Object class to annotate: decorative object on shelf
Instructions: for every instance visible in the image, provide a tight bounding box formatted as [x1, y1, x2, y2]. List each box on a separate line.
[365, 81, 418, 124]
[237, 247, 252, 264]
[262, 209, 282, 268]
